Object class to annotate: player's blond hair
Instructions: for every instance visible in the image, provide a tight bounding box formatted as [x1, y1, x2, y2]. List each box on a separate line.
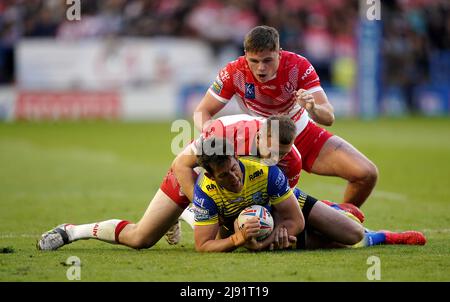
[244, 25, 280, 53]
[261, 115, 296, 145]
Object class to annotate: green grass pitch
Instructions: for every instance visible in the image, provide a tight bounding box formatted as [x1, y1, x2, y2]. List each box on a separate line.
[1, 117, 449, 281]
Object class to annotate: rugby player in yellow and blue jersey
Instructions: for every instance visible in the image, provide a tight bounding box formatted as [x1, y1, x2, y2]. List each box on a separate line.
[37, 135, 426, 252]
[192, 138, 304, 252]
[191, 137, 427, 252]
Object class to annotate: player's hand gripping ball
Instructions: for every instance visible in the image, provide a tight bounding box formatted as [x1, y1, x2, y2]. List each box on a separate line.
[237, 205, 274, 241]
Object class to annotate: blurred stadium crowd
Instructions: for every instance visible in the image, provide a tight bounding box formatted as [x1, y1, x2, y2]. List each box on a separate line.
[0, 0, 449, 112]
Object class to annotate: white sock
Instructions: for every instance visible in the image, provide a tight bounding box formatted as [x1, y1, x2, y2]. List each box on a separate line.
[66, 219, 122, 244]
[179, 205, 195, 229]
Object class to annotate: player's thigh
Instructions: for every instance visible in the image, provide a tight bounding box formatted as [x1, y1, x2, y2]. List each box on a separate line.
[311, 135, 375, 179]
[304, 230, 347, 250]
[134, 189, 185, 238]
[307, 201, 364, 245]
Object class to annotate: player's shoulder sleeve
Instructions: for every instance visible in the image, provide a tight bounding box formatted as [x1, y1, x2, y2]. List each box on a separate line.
[267, 165, 293, 205]
[294, 53, 323, 92]
[192, 119, 226, 155]
[208, 60, 238, 103]
[193, 178, 219, 226]
[277, 145, 302, 188]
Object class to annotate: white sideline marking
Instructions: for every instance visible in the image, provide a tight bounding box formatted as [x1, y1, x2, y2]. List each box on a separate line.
[0, 234, 40, 239]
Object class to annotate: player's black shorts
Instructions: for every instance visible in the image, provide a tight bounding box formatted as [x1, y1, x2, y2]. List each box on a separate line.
[296, 194, 317, 249]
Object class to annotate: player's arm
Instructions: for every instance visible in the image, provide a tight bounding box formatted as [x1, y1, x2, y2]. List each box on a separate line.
[249, 193, 304, 251]
[295, 58, 335, 126]
[248, 166, 304, 251]
[296, 88, 335, 126]
[193, 91, 226, 131]
[269, 193, 304, 246]
[277, 145, 302, 189]
[172, 144, 198, 202]
[309, 89, 335, 126]
[194, 218, 260, 253]
[193, 66, 235, 131]
[193, 185, 259, 252]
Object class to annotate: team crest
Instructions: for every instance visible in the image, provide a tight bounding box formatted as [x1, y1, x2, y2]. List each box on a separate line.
[245, 83, 255, 99]
[284, 82, 294, 94]
[252, 192, 263, 204]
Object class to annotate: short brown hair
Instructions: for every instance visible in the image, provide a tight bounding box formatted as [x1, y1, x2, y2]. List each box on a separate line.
[262, 115, 296, 145]
[244, 25, 280, 53]
[196, 137, 235, 175]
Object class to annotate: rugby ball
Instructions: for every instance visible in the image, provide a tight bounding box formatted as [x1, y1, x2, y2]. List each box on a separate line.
[237, 205, 274, 241]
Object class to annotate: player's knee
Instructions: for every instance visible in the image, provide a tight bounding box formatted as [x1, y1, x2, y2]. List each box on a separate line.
[346, 224, 365, 245]
[350, 161, 378, 185]
[130, 237, 157, 249]
[125, 231, 158, 249]
[364, 161, 378, 185]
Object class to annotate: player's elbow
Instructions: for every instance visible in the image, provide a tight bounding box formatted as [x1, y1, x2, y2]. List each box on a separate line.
[171, 156, 181, 174]
[194, 244, 204, 252]
[171, 153, 189, 177]
[287, 215, 305, 237]
[194, 242, 213, 253]
[323, 113, 335, 126]
[295, 216, 305, 235]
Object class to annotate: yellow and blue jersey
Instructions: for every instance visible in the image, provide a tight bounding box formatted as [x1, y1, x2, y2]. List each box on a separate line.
[193, 157, 293, 227]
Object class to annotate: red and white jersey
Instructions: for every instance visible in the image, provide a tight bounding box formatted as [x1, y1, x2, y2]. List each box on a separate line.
[208, 50, 323, 135]
[192, 114, 302, 188]
[193, 114, 263, 156]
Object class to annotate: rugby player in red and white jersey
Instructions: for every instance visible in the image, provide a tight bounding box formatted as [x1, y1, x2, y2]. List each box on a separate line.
[36, 114, 302, 250]
[36, 116, 424, 252]
[193, 25, 378, 208]
[37, 114, 373, 251]
[172, 114, 364, 237]
[175, 113, 302, 195]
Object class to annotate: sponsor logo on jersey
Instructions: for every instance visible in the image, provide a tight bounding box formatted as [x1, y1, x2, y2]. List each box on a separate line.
[301, 65, 315, 81]
[211, 80, 223, 95]
[275, 172, 285, 189]
[215, 75, 223, 86]
[249, 169, 264, 181]
[193, 206, 210, 221]
[206, 184, 217, 191]
[194, 195, 205, 207]
[92, 223, 99, 237]
[245, 83, 255, 99]
[261, 85, 277, 90]
[193, 206, 208, 215]
[220, 69, 230, 82]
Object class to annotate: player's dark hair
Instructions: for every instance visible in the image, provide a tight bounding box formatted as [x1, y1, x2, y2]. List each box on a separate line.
[196, 137, 235, 175]
[263, 115, 296, 145]
[244, 25, 280, 53]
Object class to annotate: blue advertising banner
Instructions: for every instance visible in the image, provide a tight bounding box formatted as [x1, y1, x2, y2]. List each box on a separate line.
[356, 8, 382, 119]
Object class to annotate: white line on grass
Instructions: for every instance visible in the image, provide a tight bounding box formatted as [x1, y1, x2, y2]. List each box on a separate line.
[0, 234, 40, 239]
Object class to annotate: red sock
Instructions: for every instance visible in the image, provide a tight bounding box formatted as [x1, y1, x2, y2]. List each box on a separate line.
[114, 220, 131, 243]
